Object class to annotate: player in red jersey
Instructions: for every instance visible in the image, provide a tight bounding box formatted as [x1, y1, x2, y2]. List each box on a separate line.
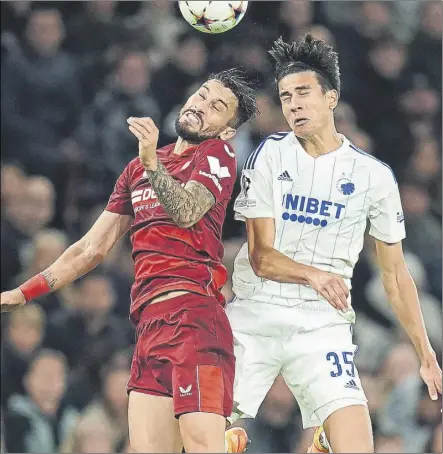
[1, 69, 258, 453]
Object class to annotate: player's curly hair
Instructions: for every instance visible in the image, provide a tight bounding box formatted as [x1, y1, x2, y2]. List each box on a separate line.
[210, 68, 259, 129]
[269, 34, 340, 96]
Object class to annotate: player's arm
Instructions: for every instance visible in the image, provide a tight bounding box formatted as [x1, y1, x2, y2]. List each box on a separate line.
[368, 169, 441, 399]
[375, 239, 442, 399]
[0, 211, 132, 312]
[144, 161, 215, 228]
[128, 117, 216, 228]
[246, 217, 349, 311]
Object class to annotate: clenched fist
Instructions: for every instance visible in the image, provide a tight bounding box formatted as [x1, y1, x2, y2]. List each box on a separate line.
[307, 269, 350, 311]
[127, 117, 160, 170]
[1, 289, 26, 313]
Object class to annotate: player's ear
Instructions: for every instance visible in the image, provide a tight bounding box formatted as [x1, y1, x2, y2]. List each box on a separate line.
[327, 90, 339, 110]
[219, 127, 236, 141]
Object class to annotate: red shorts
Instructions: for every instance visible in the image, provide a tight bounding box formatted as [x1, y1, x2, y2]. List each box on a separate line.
[127, 293, 235, 418]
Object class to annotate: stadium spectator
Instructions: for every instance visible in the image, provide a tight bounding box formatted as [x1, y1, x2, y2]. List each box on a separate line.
[1, 304, 46, 406]
[3, 349, 78, 453]
[279, 0, 314, 40]
[62, 354, 130, 452]
[1, 7, 82, 181]
[348, 35, 414, 174]
[400, 182, 442, 300]
[1, 176, 56, 291]
[64, 1, 131, 102]
[0, 163, 27, 214]
[0, 1, 32, 57]
[410, 2, 442, 91]
[150, 31, 209, 122]
[68, 50, 161, 217]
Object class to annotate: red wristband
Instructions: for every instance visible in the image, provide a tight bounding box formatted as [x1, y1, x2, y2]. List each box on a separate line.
[19, 274, 51, 302]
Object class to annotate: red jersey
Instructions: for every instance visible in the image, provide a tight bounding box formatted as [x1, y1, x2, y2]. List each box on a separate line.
[105, 139, 237, 325]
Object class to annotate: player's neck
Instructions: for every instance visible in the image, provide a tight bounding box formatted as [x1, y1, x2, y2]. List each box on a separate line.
[298, 125, 343, 158]
[173, 136, 197, 155]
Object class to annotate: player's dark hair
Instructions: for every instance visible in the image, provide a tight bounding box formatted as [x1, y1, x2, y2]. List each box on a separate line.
[209, 68, 259, 128]
[269, 34, 340, 96]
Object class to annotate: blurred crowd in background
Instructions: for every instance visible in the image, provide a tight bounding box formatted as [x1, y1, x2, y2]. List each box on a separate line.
[0, 1, 441, 453]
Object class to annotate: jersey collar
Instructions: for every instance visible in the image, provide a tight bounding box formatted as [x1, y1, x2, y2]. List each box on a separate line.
[292, 133, 349, 159]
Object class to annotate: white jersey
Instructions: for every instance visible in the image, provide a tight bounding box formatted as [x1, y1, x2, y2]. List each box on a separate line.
[232, 132, 406, 306]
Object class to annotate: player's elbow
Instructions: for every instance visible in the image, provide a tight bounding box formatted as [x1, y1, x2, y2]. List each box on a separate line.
[249, 248, 270, 278]
[80, 239, 106, 266]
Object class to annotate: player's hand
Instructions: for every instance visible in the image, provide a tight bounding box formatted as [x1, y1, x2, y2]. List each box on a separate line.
[420, 354, 442, 401]
[127, 117, 159, 170]
[307, 269, 349, 312]
[0, 289, 26, 313]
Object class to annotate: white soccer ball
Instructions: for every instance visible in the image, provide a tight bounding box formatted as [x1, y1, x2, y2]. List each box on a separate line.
[178, 1, 248, 34]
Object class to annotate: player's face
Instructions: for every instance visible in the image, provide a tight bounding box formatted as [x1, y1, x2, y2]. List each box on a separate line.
[278, 71, 338, 138]
[176, 80, 238, 143]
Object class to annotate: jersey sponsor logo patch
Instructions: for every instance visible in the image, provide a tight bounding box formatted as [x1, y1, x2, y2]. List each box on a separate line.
[277, 170, 293, 182]
[281, 194, 346, 227]
[207, 156, 231, 179]
[397, 211, 404, 223]
[131, 183, 185, 212]
[336, 175, 355, 195]
[131, 188, 158, 204]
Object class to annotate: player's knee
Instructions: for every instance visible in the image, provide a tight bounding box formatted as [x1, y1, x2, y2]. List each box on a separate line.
[179, 412, 226, 452]
[323, 403, 373, 453]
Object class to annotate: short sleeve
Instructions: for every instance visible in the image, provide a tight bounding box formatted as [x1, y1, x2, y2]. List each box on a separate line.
[368, 171, 405, 243]
[189, 140, 237, 203]
[234, 141, 274, 222]
[105, 165, 134, 216]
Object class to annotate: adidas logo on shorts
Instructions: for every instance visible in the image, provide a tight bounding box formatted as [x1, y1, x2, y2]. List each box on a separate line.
[277, 171, 293, 182]
[344, 379, 359, 391]
[179, 385, 192, 397]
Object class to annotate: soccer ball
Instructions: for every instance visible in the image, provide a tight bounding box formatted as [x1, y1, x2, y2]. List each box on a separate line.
[178, 1, 248, 34]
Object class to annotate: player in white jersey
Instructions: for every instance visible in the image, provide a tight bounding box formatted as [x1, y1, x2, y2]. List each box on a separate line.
[224, 35, 441, 453]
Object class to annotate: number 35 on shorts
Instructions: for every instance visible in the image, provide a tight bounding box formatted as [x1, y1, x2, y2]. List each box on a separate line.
[326, 351, 355, 377]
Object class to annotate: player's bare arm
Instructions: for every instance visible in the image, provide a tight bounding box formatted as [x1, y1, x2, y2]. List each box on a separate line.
[247, 217, 349, 311]
[0, 211, 132, 312]
[128, 116, 216, 228]
[375, 239, 442, 400]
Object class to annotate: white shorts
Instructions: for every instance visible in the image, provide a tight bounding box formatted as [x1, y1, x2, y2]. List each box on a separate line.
[226, 298, 368, 428]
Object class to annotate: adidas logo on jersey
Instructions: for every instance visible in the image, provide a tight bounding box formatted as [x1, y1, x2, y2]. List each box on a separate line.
[344, 379, 359, 391]
[278, 171, 293, 182]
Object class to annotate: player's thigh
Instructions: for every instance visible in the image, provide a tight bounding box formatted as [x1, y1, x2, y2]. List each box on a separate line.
[323, 405, 373, 453]
[227, 299, 286, 418]
[179, 412, 227, 453]
[128, 391, 182, 453]
[232, 330, 283, 418]
[171, 299, 236, 418]
[282, 322, 368, 428]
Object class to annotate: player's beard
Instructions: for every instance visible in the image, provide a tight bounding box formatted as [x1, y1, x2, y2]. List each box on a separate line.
[175, 116, 218, 143]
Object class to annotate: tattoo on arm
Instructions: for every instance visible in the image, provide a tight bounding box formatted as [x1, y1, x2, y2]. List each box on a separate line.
[144, 161, 215, 227]
[42, 270, 57, 291]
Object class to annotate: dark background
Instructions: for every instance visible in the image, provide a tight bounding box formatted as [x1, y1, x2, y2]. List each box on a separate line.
[0, 1, 441, 452]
